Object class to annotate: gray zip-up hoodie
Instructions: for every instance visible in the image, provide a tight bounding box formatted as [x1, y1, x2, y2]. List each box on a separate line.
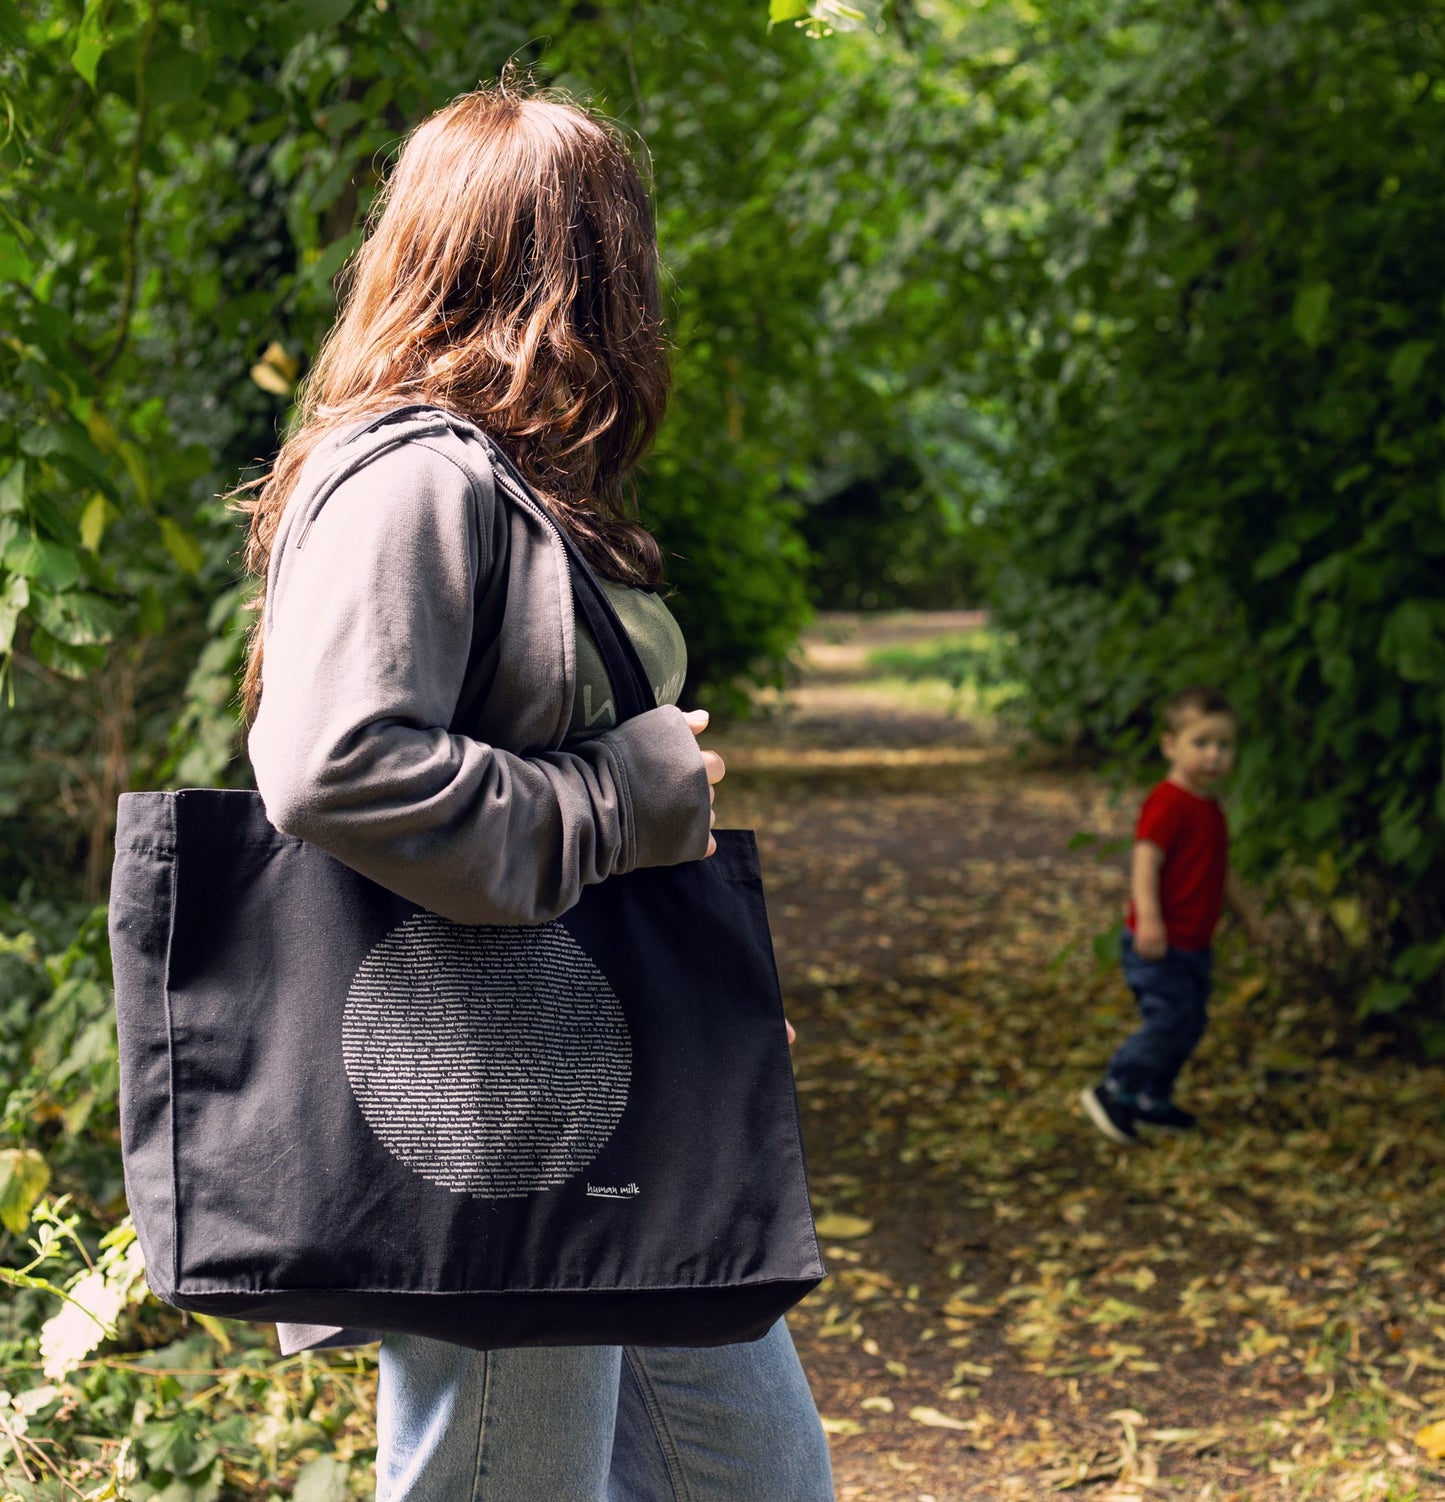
[250, 407, 712, 927]
[248, 408, 712, 1354]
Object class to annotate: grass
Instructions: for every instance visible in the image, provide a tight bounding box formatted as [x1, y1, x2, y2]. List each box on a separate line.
[865, 627, 1025, 721]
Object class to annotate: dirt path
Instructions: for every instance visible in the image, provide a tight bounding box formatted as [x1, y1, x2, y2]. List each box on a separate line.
[710, 613, 1445, 1502]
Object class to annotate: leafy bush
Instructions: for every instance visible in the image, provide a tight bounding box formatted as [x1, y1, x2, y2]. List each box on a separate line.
[947, 0, 1445, 1045]
[0, 5, 942, 1494]
[797, 457, 982, 611]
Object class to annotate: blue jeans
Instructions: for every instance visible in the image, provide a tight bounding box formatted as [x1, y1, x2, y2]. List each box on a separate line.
[1106, 933, 1212, 1102]
[376, 1319, 834, 1502]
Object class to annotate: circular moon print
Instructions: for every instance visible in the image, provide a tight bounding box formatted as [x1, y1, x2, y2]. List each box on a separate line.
[342, 914, 631, 1198]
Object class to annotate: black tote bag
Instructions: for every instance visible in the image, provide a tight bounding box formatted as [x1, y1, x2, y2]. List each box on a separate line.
[108, 432, 824, 1351]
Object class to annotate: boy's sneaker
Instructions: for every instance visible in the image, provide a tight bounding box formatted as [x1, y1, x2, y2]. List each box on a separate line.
[1135, 1097, 1197, 1131]
[1079, 1084, 1140, 1145]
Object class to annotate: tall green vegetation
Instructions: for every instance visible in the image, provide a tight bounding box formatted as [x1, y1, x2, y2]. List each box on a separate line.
[746, 0, 1445, 1041]
[0, 6, 882, 1493]
[0, 0, 1442, 1492]
[0, 1, 839, 909]
[954, 1, 1445, 1043]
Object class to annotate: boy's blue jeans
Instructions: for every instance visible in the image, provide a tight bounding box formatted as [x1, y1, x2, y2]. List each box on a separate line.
[375, 1318, 834, 1502]
[1106, 932, 1213, 1103]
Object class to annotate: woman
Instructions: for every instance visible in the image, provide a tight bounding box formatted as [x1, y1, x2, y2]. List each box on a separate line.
[240, 86, 833, 1502]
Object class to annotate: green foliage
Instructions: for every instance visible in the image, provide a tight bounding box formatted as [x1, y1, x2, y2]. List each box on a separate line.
[0, 899, 119, 1214]
[797, 455, 982, 610]
[1, 0, 1442, 1490]
[0, 0, 926, 867]
[0, 1198, 378, 1501]
[859, 621, 1021, 714]
[0, 6, 943, 1493]
[853, 0, 1445, 1036]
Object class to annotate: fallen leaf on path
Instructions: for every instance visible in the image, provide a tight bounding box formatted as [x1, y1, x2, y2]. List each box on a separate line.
[908, 1405, 972, 1431]
[943, 1296, 999, 1318]
[1415, 1420, 1445, 1460]
[815, 1213, 875, 1240]
[719, 632, 1445, 1499]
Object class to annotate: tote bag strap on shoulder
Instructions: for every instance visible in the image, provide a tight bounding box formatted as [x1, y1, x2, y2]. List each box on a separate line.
[484, 439, 659, 725]
[350, 403, 659, 725]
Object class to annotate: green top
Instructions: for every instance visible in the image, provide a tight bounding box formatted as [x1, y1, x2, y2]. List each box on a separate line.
[566, 579, 687, 743]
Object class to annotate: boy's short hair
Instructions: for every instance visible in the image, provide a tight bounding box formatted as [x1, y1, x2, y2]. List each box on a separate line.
[1162, 686, 1235, 732]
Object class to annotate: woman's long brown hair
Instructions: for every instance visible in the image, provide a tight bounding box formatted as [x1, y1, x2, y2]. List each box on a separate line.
[237, 84, 670, 721]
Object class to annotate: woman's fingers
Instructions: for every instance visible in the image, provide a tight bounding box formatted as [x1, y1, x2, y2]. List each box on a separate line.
[686, 709, 723, 857]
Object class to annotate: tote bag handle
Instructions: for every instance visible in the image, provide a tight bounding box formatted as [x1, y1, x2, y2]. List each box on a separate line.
[346, 403, 663, 724]
[484, 440, 660, 725]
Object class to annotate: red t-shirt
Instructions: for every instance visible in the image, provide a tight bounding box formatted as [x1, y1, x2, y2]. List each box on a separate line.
[1125, 779, 1228, 950]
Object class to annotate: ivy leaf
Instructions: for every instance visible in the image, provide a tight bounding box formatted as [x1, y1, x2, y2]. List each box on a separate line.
[79, 493, 116, 553]
[293, 1455, 349, 1502]
[3, 535, 81, 590]
[139, 1415, 218, 1478]
[0, 1147, 50, 1234]
[1379, 599, 1445, 682]
[1252, 540, 1299, 580]
[0, 231, 34, 283]
[70, 0, 106, 88]
[249, 362, 293, 397]
[1387, 339, 1433, 393]
[158, 517, 205, 576]
[1292, 281, 1332, 348]
[30, 627, 106, 680]
[33, 590, 120, 647]
[1359, 979, 1412, 1017]
[0, 574, 29, 654]
[249, 340, 300, 396]
[0, 460, 24, 514]
[20, 421, 111, 486]
[300, 229, 362, 296]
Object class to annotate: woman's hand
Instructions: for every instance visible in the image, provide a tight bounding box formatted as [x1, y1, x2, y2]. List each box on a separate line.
[683, 709, 725, 857]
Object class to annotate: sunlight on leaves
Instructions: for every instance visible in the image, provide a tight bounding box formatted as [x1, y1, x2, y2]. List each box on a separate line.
[250, 341, 301, 397]
[38, 1234, 146, 1381]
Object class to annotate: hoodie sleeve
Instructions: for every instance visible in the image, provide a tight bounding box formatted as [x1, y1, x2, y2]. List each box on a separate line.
[247, 438, 712, 926]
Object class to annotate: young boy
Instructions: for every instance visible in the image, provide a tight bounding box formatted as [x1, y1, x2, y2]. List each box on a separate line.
[1081, 687, 1264, 1145]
